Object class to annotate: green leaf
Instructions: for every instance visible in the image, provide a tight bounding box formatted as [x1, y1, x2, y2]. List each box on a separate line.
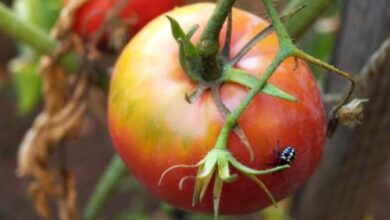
[166, 16, 186, 41]
[10, 58, 42, 116]
[263, 83, 297, 102]
[217, 156, 237, 183]
[167, 16, 202, 82]
[224, 67, 298, 102]
[167, 17, 197, 57]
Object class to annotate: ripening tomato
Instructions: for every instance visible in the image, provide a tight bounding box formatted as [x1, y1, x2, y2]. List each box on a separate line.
[67, 0, 182, 39]
[108, 3, 326, 215]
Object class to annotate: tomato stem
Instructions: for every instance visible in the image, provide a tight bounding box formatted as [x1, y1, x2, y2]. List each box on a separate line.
[215, 52, 287, 149]
[215, 0, 357, 148]
[197, 0, 236, 81]
[214, 0, 298, 149]
[292, 48, 356, 136]
[230, 5, 305, 65]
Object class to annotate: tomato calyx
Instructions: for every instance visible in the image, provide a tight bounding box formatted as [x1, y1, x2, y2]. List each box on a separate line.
[167, 16, 203, 83]
[159, 148, 290, 219]
[167, 15, 299, 107]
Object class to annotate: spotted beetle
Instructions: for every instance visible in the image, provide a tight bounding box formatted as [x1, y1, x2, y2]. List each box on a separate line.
[277, 145, 297, 166]
[269, 141, 297, 167]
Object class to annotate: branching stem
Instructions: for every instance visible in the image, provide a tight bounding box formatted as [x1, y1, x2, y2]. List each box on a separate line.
[215, 0, 295, 149]
[215, 53, 287, 149]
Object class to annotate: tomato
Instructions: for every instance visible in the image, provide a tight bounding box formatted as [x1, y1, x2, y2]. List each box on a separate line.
[108, 3, 326, 215]
[68, 0, 182, 39]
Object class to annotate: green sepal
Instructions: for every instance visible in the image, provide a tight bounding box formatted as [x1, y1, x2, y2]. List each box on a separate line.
[192, 151, 218, 205]
[166, 16, 186, 41]
[213, 174, 223, 220]
[160, 148, 290, 219]
[227, 154, 290, 175]
[246, 174, 277, 207]
[263, 82, 297, 102]
[186, 24, 199, 39]
[192, 165, 204, 206]
[197, 151, 218, 178]
[217, 155, 237, 183]
[224, 67, 297, 102]
[166, 16, 202, 82]
[198, 167, 214, 203]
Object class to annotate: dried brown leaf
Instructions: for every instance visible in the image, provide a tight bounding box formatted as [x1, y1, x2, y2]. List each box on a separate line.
[336, 98, 369, 127]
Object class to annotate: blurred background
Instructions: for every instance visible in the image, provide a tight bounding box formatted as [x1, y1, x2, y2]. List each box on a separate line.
[1, 0, 390, 219]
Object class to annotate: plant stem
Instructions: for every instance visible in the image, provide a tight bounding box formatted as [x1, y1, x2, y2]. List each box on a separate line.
[215, 0, 294, 149]
[82, 155, 128, 220]
[0, 2, 78, 72]
[197, 0, 236, 81]
[215, 53, 286, 149]
[284, 0, 336, 40]
[262, 0, 293, 47]
[0, 2, 55, 54]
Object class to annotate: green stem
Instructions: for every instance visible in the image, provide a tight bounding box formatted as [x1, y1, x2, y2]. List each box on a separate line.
[231, 4, 305, 65]
[215, 52, 286, 149]
[284, 0, 336, 40]
[197, 0, 236, 81]
[82, 155, 128, 220]
[293, 48, 355, 115]
[262, 0, 293, 47]
[215, 0, 294, 149]
[0, 2, 55, 54]
[198, 0, 236, 56]
[0, 2, 78, 72]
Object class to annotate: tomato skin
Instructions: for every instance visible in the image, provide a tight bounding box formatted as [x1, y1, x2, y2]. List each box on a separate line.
[108, 3, 326, 215]
[68, 0, 182, 38]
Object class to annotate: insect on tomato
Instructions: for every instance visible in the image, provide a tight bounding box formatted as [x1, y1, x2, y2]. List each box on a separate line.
[108, 3, 326, 215]
[67, 0, 182, 39]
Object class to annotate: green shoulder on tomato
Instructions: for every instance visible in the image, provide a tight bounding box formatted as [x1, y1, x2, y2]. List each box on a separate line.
[108, 3, 326, 215]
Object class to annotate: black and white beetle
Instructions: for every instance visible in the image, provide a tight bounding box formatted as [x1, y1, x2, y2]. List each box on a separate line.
[276, 145, 297, 166]
[269, 141, 297, 167]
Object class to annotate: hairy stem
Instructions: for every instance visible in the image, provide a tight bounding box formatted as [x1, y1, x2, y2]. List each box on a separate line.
[197, 0, 236, 81]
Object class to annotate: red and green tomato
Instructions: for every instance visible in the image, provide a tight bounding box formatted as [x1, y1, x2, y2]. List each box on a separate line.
[108, 3, 326, 215]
